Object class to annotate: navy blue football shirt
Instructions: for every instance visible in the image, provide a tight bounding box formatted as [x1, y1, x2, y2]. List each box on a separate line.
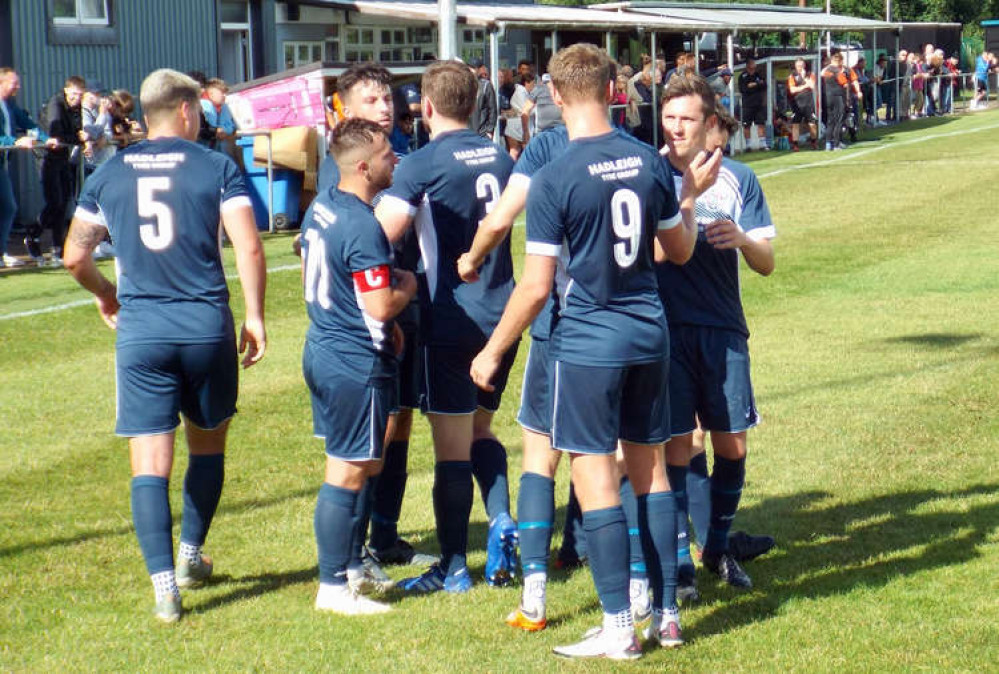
[380, 128, 515, 348]
[657, 157, 775, 337]
[526, 128, 680, 366]
[74, 137, 250, 346]
[301, 188, 397, 378]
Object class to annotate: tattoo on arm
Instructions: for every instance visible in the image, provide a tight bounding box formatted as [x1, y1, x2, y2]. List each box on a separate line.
[70, 220, 107, 250]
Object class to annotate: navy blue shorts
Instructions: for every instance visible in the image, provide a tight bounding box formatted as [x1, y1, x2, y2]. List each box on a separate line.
[422, 342, 518, 415]
[517, 338, 551, 434]
[668, 325, 758, 435]
[115, 339, 238, 437]
[303, 342, 396, 461]
[551, 359, 670, 455]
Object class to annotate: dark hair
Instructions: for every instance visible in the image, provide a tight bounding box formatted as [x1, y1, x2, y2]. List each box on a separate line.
[330, 117, 388, 163]
[662, 74, 717, 120]
[186, 70, 208, 88]
[521, 70, 537, 85]
[64, 75, 86, 90]
[337, 63, 392, 98]
[421, 60, 477, 121]
[714, 105, 740, 136]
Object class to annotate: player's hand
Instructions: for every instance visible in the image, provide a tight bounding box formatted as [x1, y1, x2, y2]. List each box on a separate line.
[392, 322, 405, 357]
[239, 318, 267, 368]
[44, 138, 59, 149]
[470, 348, 501, 392]
[704, 219, 749, 250]
[457, 252, 481, 283]
[393, 269, 417, 298]
[95, 293, 120, 330]
[14, 136, 34, 148]
[683, 148, 722, 199]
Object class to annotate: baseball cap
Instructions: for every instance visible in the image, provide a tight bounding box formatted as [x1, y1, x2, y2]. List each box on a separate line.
[717, 67, 732, 77]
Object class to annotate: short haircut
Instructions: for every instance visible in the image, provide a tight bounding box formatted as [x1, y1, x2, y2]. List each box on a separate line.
[548, 43, 612, 105]
[421, 60, 477, 121]
[205, 78, 228, 93]
[140, 68, 201, 125]
[330, 117, 388, 166]
[0, 67, 13, 79]
[662, 74, 717, 120]
[521, 70, 537, 85]
[337, 63, 392, 99]
[714, 105, 739, 136]
[64, 75, 86, 90]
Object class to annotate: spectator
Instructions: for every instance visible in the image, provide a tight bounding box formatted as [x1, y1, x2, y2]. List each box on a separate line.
[911, 53, 926, 118]
[0, 67, 57, 268]
[786, 58, 818, 151]
[971, 51, 997, 110]
[821, 52, 851, 151]
[738, 58, 768, 151]
[874, 53, 891, 124]
[26, 74, 86, 265]
[390, 109, 414, 155]
[497, 67, 515, 138]
[628, 67, 654, 145]
[898, 50, 911, 121]
[611, 74, 629, 130]
[854, 56, 874, 127]
[81, 82, 113, 175]
[502, 71, 530, 159]
[709, 66, 733, 111]
[108, 89, 143, 147]
[468, 59, 497, 140]
[521, 70, 562, 135]
[517, 60, 534, 81]
[201, 78, 238, 155]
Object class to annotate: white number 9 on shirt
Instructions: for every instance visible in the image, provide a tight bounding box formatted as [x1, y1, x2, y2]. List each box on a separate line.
[611, 188, 641, 268]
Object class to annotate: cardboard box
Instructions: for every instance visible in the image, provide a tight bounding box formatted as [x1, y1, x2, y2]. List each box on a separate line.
[252, 126, 317, 173]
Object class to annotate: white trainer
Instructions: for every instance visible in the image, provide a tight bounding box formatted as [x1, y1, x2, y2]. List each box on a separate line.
[553, 626, 642, 660]
[644, 609, 684, 649]
[1, 254, 24, 268]
[315, 583, 391, 615]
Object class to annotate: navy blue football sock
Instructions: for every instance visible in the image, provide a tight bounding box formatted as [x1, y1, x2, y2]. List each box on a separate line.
[315, 483, 357, 585]
[706, 455, 746, 557]
[517, 472, 555, 575]
[179, 453, 224, 547]
[559, 482, 587, 561]
[470, 438, 510, 522]
[637, 491, 679, 611]
[349, 478, 374, 568]
[665, 464, 694, 578]
[370, 440, 408, 551]
[131, 476, 174, 575]
[583, 506, 630, 614]
[618, 477, 647, 581]
[687, 451, 711, 549]
[433, 461, 472, 575]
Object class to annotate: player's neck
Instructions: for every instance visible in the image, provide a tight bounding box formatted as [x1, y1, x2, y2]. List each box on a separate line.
[562, 103, 613, 141]
[338, 175, 378, 206]
[428, 117, 468, 138]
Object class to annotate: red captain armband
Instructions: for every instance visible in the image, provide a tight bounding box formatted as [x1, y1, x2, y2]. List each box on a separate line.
[353, 265, 391, 292]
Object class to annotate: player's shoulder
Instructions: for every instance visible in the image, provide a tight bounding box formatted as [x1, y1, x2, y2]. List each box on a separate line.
[719, 157, 761, 189]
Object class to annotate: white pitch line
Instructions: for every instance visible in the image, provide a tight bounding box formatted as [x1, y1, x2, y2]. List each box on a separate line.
[0, 262, 301, 322]
[756, 120, 999, 180]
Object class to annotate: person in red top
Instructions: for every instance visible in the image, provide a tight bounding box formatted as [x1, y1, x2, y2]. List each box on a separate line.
[786, 58, 818, 151]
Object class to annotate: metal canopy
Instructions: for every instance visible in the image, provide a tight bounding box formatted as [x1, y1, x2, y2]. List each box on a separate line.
[593, 2, 900, 32]
[303, 0, 720, 31]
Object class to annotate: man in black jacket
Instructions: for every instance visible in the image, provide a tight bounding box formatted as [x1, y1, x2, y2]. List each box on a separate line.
[27, 75, 86, 264]
[737, 59, 768, 151]
[469, 59, 497, 140]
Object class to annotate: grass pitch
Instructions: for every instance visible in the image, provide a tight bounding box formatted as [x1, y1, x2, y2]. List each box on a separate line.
[2, 111, 999, 672]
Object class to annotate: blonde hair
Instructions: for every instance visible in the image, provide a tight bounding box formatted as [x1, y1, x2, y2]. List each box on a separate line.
[139, 68, 200, 125]
[549, 43, 612, 105]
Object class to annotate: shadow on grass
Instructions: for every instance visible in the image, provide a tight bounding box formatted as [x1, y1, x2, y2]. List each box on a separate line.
[885, 332, 983, 348]
[0, 485, 315, 558]
[189, 566, 318, 614]
[690, 482, 999, 639]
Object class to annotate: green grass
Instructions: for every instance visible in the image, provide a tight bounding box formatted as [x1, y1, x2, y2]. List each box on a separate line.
[3, 111, 999, 672]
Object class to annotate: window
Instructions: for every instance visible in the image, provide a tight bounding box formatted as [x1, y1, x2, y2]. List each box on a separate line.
[284, 41, 323, 69]
[341, 23, 435, 64]
[53, 0, 108, 25]
[219, 0, 248, 24]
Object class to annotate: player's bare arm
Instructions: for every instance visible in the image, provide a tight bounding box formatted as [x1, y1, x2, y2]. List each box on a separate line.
[221, 203, 268, 368]
[358, 268, 417, 321]
[470, 254, 555, 392]
[373, 200, 414, 244]
[458, 180, 528, 283]
[704, 219, 775, 276]
[64, 217, 120, 329]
